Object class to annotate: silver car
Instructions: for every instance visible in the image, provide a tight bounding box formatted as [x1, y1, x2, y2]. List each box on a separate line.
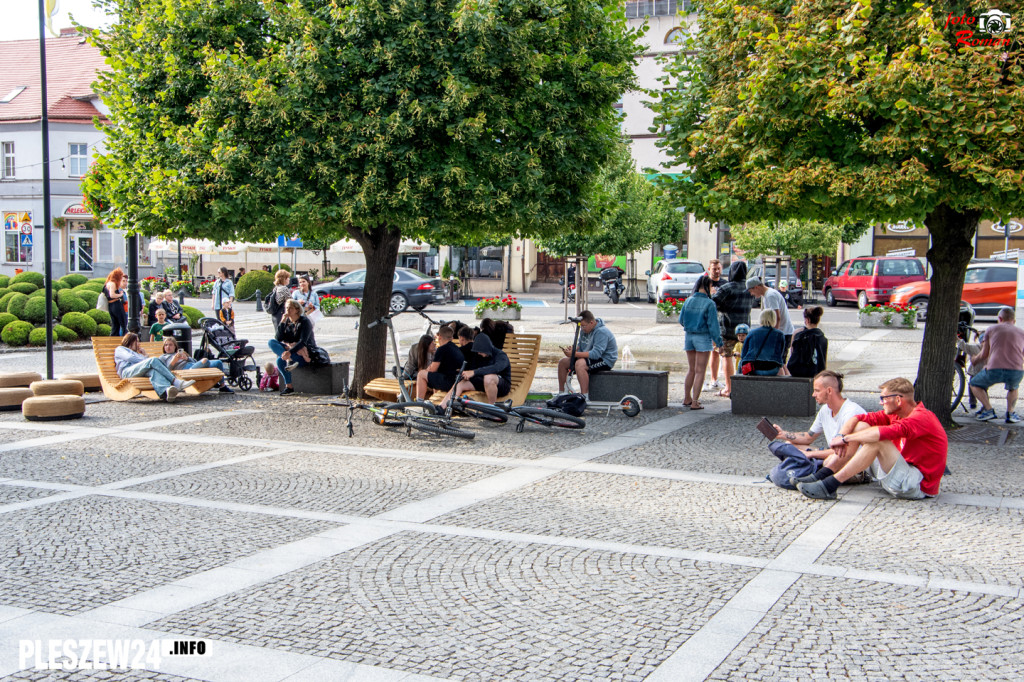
[645, 259, 705, 303]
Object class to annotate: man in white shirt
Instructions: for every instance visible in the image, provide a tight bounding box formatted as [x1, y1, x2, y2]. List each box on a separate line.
[774, 371, 867, 474]
[748, 276, 795, 374]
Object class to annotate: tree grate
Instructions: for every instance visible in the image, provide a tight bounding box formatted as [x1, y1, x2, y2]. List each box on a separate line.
[948, 422, 1017, 446]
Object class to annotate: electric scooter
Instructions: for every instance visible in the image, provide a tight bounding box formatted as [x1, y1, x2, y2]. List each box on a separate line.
[559, 316, 641, 417]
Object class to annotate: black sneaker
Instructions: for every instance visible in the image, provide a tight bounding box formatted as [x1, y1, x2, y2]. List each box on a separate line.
[218, 384, 235, 394]
[280, 387, 295, 396]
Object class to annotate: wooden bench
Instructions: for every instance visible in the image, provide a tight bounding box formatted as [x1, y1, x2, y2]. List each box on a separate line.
[92, 337, 225, 401]
[363, 333, 541, 406]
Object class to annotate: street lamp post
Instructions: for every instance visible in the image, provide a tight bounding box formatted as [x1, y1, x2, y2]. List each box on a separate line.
[37, 0, 54, 379]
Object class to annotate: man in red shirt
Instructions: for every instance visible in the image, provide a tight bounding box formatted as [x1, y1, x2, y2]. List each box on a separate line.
[795, 377, 947, 500]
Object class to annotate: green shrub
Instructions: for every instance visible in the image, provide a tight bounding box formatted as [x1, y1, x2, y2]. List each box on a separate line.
[0, 275, 9, 288]
[53, 324, 78, 342]
[0, 292, 17, 312]
[86, 308, 111, 325]
[277, 263, 292, 272]
[0, 288, 8, 299]
[9, 282, 38, 295]
[57, 290, 90, 315]
[0, 313, 15, 330]
[235, 270, 274, 300]
[60, 274, 88, 288]
[22, 296, 48, 323]
[1, 321, 33, 346]
[11, 271, 44, 288]
[73, 288, 100, 308]
[28, 327, 47, 346]
[75, 282, 105, 294]
[60, 312, 98, 338]
[88, 277, 106, 284]
[96, 323, 111, 336]
[6, 293, 30, 319]
[181, 305, 203, 328]
[51, 280, 67, 291]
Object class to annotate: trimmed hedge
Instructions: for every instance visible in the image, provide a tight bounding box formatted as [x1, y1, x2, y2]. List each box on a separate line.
[181, 305, 202, 328]
[277, 263, 292, 272]
[60, 312, 98, 338]
[11, 271, 44, 288]
[52, 280, 68, 292]
[28, 288, 57, 300]
[28, 327, 47, 346]
[88, 277, 106, 284]
[1, 321, 33, 346]
[57, 290, 90, 315]
[9, 282, 38, 295]
[6, 293, 29, 319]
[60, 274, 89, 288]
[0, 292, 17, 312]
[235, 270, 274, 300]
[75, 282, 105, 294]
[0, 288, 8, 299]
[54, 324, 78, 342]
[96, 323, 112, 337]
[0, 313, 15, 330]
[0, 275, 9, 288]
[86, 309, 111, 325]
[73, 289, 100, 308]
[22, 296, 47, 324]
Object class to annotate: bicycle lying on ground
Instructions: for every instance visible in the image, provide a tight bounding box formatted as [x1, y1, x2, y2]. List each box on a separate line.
[450, 395, 586, 431]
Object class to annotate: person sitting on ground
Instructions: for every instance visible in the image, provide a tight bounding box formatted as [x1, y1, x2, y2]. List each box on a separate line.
[268, 299, 316, 395]
[149, 307, 168, 342]
[114, 332, 196, 402]
[774, 370, 867, 468]
[787, 306, 828, 378]
[259, 362, 280, 392]
[161, 290, 186, 325]
[268, 269, 293, 329]
[556, 310, 617, 401]
[746, 276, 794, 375]
[416, 327, 464, 400]
[740, 309, 786, 376]
[217, 298, 235, 333]
[795, 377, 947, 500]
[451, 332, 512, 405]
[159, 338, 233, 393]
[479, 317, 513, 350]
[711, 261, 754, 397]
[457, 326, 478, 369]
[404, 334, 436, 381]
[969, 306, 1024, 423]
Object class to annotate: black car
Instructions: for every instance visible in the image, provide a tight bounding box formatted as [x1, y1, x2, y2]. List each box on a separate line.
[313, 267, 440, 312]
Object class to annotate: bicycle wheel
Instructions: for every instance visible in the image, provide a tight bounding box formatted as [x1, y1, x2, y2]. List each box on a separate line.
[951, 364, 966, 413]
[406, 418, 476, 440]
[515, 407, 586, 429]
[455, 401, 509, 424]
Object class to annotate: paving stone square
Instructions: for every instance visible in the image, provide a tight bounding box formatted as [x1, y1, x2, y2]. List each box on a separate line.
[435, 471, 831, 558]
[0, 428, 63, 446]
[1, 671, 209, 682]
[128, 449, 505, 516]
[153, 531, 759, 681]
[0, 437, 267, 487]
[0, 495, 339, 615]
[708, 575, 1024, 681]
[0, 484, 57, 505]
[940, 441, 1024, 497]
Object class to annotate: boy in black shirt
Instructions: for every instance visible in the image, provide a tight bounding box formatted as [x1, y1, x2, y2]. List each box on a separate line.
[416, 326, 464, 399]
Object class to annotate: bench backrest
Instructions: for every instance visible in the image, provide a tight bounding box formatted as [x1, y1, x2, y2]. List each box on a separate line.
[498, 332, 540, 404]
[92, 336, 167, 379]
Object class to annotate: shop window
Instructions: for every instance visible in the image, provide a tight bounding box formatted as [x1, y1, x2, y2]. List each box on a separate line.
[3, 211, 32, 263]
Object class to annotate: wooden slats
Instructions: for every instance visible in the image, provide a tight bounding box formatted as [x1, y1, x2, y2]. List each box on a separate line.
[92, 336, 224, 401]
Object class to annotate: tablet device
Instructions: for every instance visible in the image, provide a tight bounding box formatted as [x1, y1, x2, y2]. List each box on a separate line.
[756, 417, 779, 440]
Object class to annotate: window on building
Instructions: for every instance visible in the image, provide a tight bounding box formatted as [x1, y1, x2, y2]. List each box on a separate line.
[69, 143, 89, 177]
[625, 0, 689, 19]
[665, 27, 685, 44]
[4, 220, 32, 264]
[613, 100, 625, 132]
[1, 142, 14, 179]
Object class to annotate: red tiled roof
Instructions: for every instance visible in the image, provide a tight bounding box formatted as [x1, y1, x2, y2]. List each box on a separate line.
[0, 34, 108, 124]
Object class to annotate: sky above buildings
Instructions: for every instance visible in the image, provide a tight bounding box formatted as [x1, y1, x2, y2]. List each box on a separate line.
[1, 0, 113, 42]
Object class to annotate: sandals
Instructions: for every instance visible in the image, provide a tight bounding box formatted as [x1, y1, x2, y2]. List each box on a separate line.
[717, 389, 730, 398]
[689, 402, 705, 410]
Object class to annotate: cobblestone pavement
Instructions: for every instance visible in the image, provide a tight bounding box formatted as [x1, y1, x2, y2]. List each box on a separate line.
[1, 306, 1022, 680]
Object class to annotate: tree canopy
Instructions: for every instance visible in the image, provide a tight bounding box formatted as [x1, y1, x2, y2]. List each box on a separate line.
[649, 0, 1024, 424]
[732, 219, 871, 259]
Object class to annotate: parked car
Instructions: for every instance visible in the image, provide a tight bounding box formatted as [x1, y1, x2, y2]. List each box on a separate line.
[645, 259, 705, 303]
[890, 260, 1018, 320]
[822, 256, 926, 308]
[749, 263, 803, 308]
[313, 267, 440, 312]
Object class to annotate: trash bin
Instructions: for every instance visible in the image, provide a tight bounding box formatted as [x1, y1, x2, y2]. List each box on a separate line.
[163, 323, 192, 356]
[662, 244, 678, 260]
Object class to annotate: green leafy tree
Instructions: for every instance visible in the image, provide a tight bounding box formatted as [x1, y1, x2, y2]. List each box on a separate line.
[85, 0, 641, 393]
[650, 0, 1024, 425]
[733, 220, 844, 260]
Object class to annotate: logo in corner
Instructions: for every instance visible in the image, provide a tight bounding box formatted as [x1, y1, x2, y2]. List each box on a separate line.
[946, 8, 1014, 48]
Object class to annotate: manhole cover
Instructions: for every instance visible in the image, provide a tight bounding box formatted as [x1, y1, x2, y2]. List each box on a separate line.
[948, 422, 1017, 446]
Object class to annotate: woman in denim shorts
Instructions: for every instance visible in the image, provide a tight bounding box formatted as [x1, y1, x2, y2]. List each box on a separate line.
[679, 277, 724, 409]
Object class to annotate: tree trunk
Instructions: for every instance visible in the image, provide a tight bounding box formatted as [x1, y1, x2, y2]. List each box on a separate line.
[916, 204, 980, 427]
[349, 224, 402, 397]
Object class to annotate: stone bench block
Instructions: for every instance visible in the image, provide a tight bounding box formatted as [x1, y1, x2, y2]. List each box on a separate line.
[589, 370, 668, 409]
[292, 362, 350, 395]
[731, 374, 815, 417]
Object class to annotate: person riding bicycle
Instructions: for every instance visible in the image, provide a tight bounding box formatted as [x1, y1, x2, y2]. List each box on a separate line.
[451, 332, 511, 404]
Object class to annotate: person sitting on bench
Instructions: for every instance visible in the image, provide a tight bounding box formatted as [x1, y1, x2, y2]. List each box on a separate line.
[416, 327, 463, 400]
[557, 310, 617, 401]
[451, 332, 511, 405]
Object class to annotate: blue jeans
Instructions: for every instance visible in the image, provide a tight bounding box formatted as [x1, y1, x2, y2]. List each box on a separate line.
[268, 339, 306, 385]
[120, 357, 178, 398]
[183, 359, 226, 373]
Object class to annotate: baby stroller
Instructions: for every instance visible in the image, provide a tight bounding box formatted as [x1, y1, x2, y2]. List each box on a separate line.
[195, 317, 257, 391]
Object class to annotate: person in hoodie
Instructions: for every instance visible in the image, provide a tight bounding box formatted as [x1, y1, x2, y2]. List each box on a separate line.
[711, 261, 754, 397]
[557, 310, 617, 401]
[451, 332, 512, 404]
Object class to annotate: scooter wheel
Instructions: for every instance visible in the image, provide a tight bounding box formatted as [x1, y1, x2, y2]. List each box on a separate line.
[621, 397, 641, 418]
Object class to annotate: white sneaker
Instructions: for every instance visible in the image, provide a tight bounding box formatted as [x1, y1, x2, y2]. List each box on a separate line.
[178, 379, 196, 391]
[285, 362, 299, 372]
[165, 386, 179, 403]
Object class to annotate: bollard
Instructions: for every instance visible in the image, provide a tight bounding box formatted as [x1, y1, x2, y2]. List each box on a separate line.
[255, 289, 263, 312]
[178, 290, 185, 305]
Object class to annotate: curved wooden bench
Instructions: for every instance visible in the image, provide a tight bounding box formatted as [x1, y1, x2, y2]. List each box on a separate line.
[362, 333, 541, 407]
[92, 337, 224, 401]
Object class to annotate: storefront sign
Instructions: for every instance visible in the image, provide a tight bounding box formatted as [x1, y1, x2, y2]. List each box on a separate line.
[885, 221, 918, 233]
[62, 203, 91, 216]
[991, 220, 1023, 235]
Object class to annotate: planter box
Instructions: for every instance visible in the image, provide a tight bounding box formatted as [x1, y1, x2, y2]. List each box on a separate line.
[655, 309, 681, 324]
[859, 311, 917, 329]
[475, 308, 521, 321]
[328, 305, 360, 317]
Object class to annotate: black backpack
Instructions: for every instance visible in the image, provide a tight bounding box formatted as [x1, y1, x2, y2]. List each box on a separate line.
[265, 290, 283, 316]
[547, 393, 587, 417]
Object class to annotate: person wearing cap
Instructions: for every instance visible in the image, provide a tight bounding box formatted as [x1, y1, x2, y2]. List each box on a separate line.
[746, 275, 794, 376]
[292, 275, 320, 316]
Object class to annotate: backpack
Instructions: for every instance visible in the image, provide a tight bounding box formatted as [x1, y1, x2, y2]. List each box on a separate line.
[767, 441, 821, 490]
[787, 329, 825, 378]
[265, 290, 283, 316]
[547, 393, 587, 417]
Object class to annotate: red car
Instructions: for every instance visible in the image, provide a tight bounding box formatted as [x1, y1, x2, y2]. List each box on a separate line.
[890, 261, 1018, 319]
[823, 257, 926, 308]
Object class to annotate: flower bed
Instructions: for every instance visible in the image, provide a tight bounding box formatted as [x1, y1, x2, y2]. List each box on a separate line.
[322, 295, 361, 316]
[859, 302, 917, 329]
[655, 297, 684, 324]
[474, 296, 522, 320]
[171, 279, 194, 296]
